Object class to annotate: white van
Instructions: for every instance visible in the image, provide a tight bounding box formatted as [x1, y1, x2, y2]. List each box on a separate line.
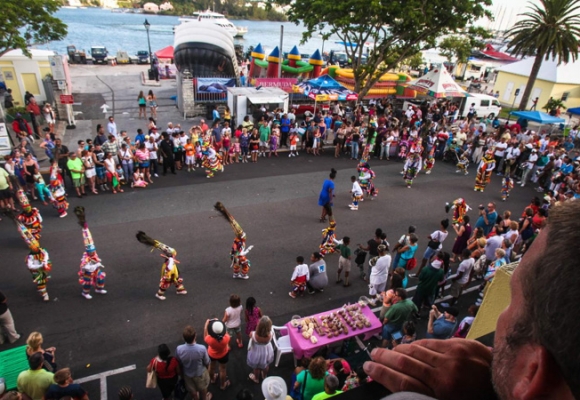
[461, 93, 502, 119]
[0, 123, 12, 163]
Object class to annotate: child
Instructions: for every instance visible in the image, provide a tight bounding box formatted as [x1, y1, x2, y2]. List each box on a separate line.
[501, 176, 514, 201]
[289, 256, 309, 298]
[385, 131, 394, 160]
[380, 135, 388, 160]
[132, 171, 148, 188]
[456, 150, 470, 175]
[232, 137, 241, 163]
[349, 176, 363, 211]
[335, 236, 352, 287]
[269, 126, 279, 157]
[222, 133, 231, 165]
[115, 165, 125, 185]
[223, 294, 244, 348]
[184, 138, 196, 172]
[34, 173, 53, 206]
[194, 139, 203, 168]
[392, 321, 417, 348]
[240, 129, 249, 163]
[313, 129, 321, 156]
[289, 129, 299, 157]
[244, 297, 262, 336]
[341, 367, 371, 392]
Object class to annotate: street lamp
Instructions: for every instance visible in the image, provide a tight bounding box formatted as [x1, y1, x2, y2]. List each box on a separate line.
[144, 19, 154, 79]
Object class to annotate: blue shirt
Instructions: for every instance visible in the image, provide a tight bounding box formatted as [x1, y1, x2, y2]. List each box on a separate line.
[212, 109, 220, 120]
[212, 127, 222, 143]
[324, 116, 333, 129]
[318, 179, 335, 206]
[280, 117, 291, 133]
[176, 342, 210, 378]
[560, 163, 573, 175]
[427, 316, 456, 339]
[135, 133, 146, 144]
[475, 210, 498, 236]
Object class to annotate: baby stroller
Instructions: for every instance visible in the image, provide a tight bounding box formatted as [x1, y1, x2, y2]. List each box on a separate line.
[443, 145, 462, 163]
[354, 248, 367, 279]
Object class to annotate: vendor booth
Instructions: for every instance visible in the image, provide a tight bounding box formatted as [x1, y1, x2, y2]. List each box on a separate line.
[227, 87, 289, 127]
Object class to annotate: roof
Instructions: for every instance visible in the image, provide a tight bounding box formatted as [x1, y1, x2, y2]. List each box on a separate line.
[498, 56, 580, 85]
[0, 49, 56, 60]
[406, 67, 468, 98]
[475, 44, 518, 62]
[509, 110, 566, 124]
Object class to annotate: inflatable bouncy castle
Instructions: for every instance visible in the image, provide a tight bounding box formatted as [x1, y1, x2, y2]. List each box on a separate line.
[248, 43, 320, 80]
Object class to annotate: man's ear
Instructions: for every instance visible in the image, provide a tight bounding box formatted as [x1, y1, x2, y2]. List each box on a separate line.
[513, 345, 574, 400]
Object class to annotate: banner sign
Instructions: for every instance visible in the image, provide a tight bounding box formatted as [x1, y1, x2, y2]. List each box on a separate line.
[253, 78, 298, 92]
[196, 77, 236, 94]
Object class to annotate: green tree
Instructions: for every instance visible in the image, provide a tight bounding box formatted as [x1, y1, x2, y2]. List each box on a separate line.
[543, 97, 567, 116]
[272, 0, 491, 98]
[0, 0, 67, 58]
[506, 0, 580, 110]
[400, 52, 424, 70]
[439, 29, 489, 64]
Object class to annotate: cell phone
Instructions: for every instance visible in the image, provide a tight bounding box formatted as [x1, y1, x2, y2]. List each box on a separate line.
[392, 331, 403, 341]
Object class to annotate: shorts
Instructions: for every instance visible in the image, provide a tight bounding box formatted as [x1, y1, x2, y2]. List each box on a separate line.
[338, 256, 351, 272]
[183, 369, 209, 393]
[323, 203, 333, 216]
[290, 145, 297, 151]
[251, 149, 259, 153]
[0, 188, 12, 200]
[139, 161, 150, 169]
[209, 351, 230, 364]
[449, 280, 464, 298]
[185, 155, 195, 164]
[85, 168, 96, 179]
[260, 140, 268, 147]
[423, 246, 438, 260]
[96, 167, 106, 180]
[226, 326, 241, 337]
[72, 176, 86, 188]
[139, 104, 146, 109]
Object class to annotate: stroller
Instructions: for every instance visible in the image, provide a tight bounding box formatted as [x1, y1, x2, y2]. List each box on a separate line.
[443, 145, 463, 163]
[354, 248, 367, 279]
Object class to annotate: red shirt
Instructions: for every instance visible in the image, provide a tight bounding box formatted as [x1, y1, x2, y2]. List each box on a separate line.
[149, 357, 179, 379]
[205, 334, 230, 359]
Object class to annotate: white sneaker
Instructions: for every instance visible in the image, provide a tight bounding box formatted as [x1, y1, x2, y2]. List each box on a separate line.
[233, 273, 241, 279]
[456, 170, 461, 173]
[82, 292, 92, 300]
[426, 170, 431, 174]
[155, 293, 166, 300]
[154, 174, 159, 177]
[42, 293, 49, 302]
[350, 207, 358, 211]
[521, 183, 525, 187]
[288, 153, 292, 157]
[240, 274, 249, 280]
[176, 290, 188, 295]
[95, 289, 107, 294]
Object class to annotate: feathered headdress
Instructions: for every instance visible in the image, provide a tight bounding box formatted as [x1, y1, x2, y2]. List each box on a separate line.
[11, 176, 30, 210]
[4, 208, 40, 252]
[214, 202, 244, 238]
[136, 231, 176, 256]
[75, 206, 96, 252]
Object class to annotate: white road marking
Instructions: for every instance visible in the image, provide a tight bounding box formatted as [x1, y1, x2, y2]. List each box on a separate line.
[76, 364, 136, 400]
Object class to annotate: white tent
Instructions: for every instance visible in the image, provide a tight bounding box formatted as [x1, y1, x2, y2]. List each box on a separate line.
[407, 67, 468, 98]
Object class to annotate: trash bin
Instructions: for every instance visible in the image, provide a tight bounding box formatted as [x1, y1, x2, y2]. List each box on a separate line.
[148, 69, 155, 81]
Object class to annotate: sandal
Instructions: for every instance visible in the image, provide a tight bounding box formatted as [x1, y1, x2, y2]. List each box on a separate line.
[211, 373, 218, 384]
[237, 339, 243, 348]
[248, 373, 259, 384]
[112, 190, 117, 194]
[118, 189, 124, 193]
[220, 380, 231, 390]
[206, 393, 213, 400]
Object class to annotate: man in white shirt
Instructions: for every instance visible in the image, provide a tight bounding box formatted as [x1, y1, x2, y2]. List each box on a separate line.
[454, 130, 467, 147]
[166, 122, 176, 136]
[145, 136, 159, 177]
[502, 143, 521, 176]
[449, 249, 474, 305]
[519, 149, 538, 186]
[493, 138, 508, 176]
[405, 106, 415, 120]
[369, 245, 391, 299]
[287, 109, 296, 125]
[107, 116, 118, 139]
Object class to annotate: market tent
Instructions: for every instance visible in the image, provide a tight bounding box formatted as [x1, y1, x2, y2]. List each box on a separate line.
[568, 107, 580, 116]
[293, 74, 358, 101]
[509, 110, 565, 124]
[406, 67, 468, 98]
[155, 45, 174, 60]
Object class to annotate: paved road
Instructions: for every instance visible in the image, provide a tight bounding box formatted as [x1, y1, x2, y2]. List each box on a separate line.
[1, 153, 528, 399]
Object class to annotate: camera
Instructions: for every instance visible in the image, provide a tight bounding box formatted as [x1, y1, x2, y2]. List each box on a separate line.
[479, 205, 485, 210]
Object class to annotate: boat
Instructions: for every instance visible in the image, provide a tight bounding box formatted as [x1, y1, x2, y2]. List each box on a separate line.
[178, 9, 248, 38]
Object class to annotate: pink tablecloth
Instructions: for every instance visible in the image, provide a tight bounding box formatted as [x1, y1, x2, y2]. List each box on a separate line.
[285, 305, 382, 359]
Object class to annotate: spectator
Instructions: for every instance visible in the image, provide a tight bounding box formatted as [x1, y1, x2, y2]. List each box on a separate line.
[94, 124, 107, 146]
[175, 325, 211, 400]
[0, 291, 20, 344]
[66, 152, 86, 198]
[16, 353, 54, 400]
[415, 219, 449, 276]
[312, 374, 342, 400]
[391, 226, 417, 270]
[244, 296, 262, 337]
[392, 320, 417, 348]
[306, 252, 328, 294]
[261, 376, 290, 400]
[379, 274, 403, 319]
[53, 138, 70, 185]
[450, 215, 471, 263]
[101, 135, 120, 165]
[4, 88, 14, 108]
[11, 113, 33, 142]
[412, 251, 446, 313]
[204, 319, 230, 391]
[381, 288, 418, 348]
[426, 305, 458, 339]
[327, 359, 350, 389]
[358, 228, 383, 281]
[26, 332, 56, 372]
[368, 244, 391, 301]
[449, 249, 475, 305]
[147, 344, 180, 400]
[453, 305, 479, 338]
[475, 202, 498, 236]
[294, 357, 328, 400]
[43, 368, 88, 400]
[0, 165, 15, 211]
[247, 316, 274, 384]
[159, 132, 176, 175]
[107, 116, 118, 139]
[223, 294, 244, 348]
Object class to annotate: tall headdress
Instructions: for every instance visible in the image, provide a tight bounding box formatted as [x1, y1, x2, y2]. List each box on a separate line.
[5, 209, 39, 252]
[74, 206, 96, 252]
[11, 176, 31, 210]
[136, 231, 176, 256]
[214, 202, 245, 238]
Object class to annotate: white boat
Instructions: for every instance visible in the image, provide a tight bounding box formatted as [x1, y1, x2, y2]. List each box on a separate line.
[178, 9, 247, 38]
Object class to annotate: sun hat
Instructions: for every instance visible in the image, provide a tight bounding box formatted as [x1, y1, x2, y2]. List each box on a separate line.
[208, 320, 226, 340]
[262, 376, 288, 400]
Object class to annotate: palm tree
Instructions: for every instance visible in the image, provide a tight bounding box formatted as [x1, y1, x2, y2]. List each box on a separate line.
[506, 0, 580, 110]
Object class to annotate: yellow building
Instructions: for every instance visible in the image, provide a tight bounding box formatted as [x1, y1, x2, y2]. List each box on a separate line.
[0, 49, 56, 107]
[493, 57, 580, 110]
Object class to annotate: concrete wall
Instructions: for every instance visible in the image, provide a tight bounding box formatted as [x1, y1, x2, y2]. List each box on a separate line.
[0, 53, 54, 106]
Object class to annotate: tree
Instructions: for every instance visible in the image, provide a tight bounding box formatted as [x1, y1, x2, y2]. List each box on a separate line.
[506, 0, 580, 110]
[439, 29, 489, 64]
[272, 0, 491, 99]
[401, 52, 425, 71]
[543, 97, 567, 116]
[0, 0, 68, 58]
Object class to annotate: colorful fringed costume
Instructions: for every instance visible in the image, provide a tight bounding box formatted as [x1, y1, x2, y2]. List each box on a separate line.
[75, 207, 106, 299]
[474, 150, 496, 192]
[14, 181, 43, 241]
[49, 164, 68, 218]
[402, 143, 423, 188]
[423, 144, 435, 174]
[456, 152, 470, 175]
[214, 202, 253, 279]
[357, 161, 378, 199]
[445, 198, 471, 225]
[201, 142, 224, 178]
[501, 176, 514, 201]
[319, 221, 338, 257]
[136, 231, 186, 300]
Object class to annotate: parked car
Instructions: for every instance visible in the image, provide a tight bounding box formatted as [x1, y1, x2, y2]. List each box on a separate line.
[90, 46, 108, 64]
[136, 50, 149, 64]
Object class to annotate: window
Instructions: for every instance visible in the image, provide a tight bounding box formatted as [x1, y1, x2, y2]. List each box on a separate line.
[562, 92, 570, 101]
[480, 100, 490, 107]
[492, 100, 501, 107]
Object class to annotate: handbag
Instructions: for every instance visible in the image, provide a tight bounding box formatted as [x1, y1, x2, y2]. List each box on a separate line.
[146, 360, 157, 389]
[174, 378, 187, 400]
[405, 257, 416, 271]
[427, 232, 440, 249]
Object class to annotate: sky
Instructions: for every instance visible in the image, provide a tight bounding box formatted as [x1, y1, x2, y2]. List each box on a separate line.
[484, 0, 541, 30]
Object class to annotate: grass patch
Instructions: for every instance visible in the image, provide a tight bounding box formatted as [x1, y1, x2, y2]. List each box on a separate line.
[499, 107, 517, 119]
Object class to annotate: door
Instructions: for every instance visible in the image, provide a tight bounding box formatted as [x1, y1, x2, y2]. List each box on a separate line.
[503, 82, 514, 102]
[21, 73, 41, 96]
[514, 85, 525, 106]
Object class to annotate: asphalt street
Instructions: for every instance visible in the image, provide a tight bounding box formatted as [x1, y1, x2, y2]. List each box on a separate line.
[0, 152, 531, 400]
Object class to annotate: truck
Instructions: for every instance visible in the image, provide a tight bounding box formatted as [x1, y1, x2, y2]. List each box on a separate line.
[67, 45, 87, 64]
[90, 46, 108, 64]
[115, 50, 131, 64]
